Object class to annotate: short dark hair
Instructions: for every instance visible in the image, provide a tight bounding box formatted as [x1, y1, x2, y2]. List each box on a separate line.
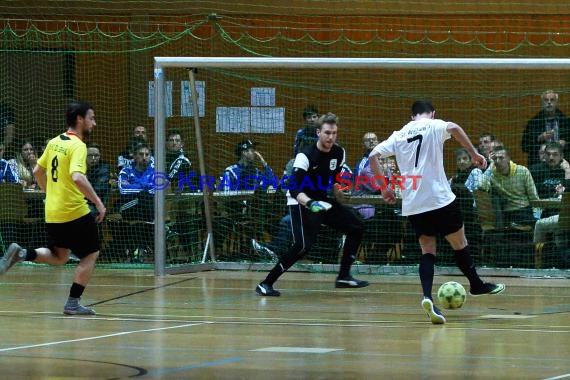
[545, 141, 563, 154]
[492, 145, 509, 155]
[479, 132, 496, 141]
[134, 142, 151, 153]
[167, 129, 183, 139]
[302, 105, 319, 119]
[66, 101, 93, 128]
[411, 100, 435, 116]
[86, 142, 101, 151]
[316, 112, 338, 129]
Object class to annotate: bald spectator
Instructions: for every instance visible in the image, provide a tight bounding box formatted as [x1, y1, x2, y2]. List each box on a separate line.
[522, 90, 570, 167]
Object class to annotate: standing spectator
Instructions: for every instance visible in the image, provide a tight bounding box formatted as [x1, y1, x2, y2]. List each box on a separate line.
[166, 129, 193, 191]
[86, 143, 111, 215]
[522, 90, 570, 167]
[352, 132, 382, 219]
[293, 105, 319, 156]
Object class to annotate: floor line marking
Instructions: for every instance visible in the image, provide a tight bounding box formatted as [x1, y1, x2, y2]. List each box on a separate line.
[87, 277, 198, 307]
[543, 374, 570, 380]
[0, 321, 211, 353]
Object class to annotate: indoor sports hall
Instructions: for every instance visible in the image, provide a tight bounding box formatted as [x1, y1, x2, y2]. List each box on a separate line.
[0, 1, 569, 379]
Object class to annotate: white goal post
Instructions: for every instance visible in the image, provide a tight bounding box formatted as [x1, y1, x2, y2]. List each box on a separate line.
[153, 57, 570, 276]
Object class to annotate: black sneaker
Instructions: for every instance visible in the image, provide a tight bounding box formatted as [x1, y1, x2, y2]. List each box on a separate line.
[421, 297, 446, 325]
[256, 282, 281, 297]
[470, 282, 506, 296]
[335, 276, 370, 288]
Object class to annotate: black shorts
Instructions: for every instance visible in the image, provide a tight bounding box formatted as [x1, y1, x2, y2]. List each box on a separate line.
[46, 212, 100, 258]
[407, 199, 463, 239]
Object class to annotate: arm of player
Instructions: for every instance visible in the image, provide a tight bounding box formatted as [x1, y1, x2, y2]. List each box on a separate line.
[72, 172, 107, 223]
[369, 152, 396, 204]
[447, 123, 487, 171]
[33, 164, 47, 193]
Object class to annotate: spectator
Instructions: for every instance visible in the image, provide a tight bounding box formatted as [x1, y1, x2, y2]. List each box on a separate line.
[522, 90, 570, 167]
[0, 103, 15, 157]
[118, 142, 154, 221]
[453, 147, 483, 192]
[479, 145, 539, 226]
[478, 133, 497, 162]
[220, 140, 275, 191]
[166, 129, 193, 191]
[9, 140, 38, 189]
[86, 143, 111, 215]
[352, 132, 381, 219]
[293, 105, 319, 156]
[0, 141, 18, 183]
[117, 125, 154, 171]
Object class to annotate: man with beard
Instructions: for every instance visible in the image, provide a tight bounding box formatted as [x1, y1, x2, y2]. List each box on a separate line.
[0, 101, 106, 315]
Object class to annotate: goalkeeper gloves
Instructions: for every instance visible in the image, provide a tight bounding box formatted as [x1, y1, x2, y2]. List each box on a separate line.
[306, 200, 332, 213]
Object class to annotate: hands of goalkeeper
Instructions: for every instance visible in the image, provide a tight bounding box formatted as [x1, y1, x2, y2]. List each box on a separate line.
[306, 200, 332, 213]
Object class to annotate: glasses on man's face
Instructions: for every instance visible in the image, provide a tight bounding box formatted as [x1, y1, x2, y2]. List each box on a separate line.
[88, 154, 100, 158]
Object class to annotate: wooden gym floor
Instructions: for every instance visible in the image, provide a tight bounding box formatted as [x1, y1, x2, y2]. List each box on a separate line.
[0, 267, 569, 379]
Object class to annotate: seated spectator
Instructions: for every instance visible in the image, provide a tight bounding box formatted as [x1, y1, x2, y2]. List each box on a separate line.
[352, 132, 381, 219]
[452, 147, 485, 192]
[220, 140, 275, 191]
[166, 129, 193, 191]
[118, 142, 155, 221]
[522, 90, 570, 167]
[530, 142, 570, 198]
[0, 141, 18, 183]
[449, 148, 481, 244]
[9, 140, 38, 190]
[117, 125, 154, 172]
[293, 105, 319, 156]
[86, 143, 111, 215]
[479, 145, 539, 226]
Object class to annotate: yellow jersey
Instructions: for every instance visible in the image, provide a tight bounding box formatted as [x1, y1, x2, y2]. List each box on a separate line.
[37, 132, 90, 223]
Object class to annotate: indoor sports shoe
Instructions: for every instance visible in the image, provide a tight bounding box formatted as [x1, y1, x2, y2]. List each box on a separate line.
[256, 282, 281, 297]
[335, 276, 370, 288]
[421, 297, 446, 325]
[469, 282, 506, 296]
[63, 297, 96, 315]
[251, 239, 278, 262]
[0, 243, 26, 275]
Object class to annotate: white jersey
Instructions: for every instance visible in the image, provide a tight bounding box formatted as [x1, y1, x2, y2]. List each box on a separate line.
[371, 118, 456, 216]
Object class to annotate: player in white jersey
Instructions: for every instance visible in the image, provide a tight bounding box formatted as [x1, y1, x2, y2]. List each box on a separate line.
[369, 101, 505, 324]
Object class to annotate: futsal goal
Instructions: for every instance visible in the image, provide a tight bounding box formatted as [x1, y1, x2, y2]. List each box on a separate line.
[152, 57, 570, 277]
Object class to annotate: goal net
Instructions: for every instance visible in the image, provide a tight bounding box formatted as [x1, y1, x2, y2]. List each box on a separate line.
[152, 57, 570, 276]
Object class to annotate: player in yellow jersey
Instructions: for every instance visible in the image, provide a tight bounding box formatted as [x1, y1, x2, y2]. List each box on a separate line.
[0, 102, 106, 315]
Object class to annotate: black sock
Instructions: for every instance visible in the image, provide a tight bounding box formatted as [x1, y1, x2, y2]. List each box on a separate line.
[69, 282, 86, 299]
[338, 252, 356, 279]
[24, 247, 37, 261]
[419, 253, 436, 299]
[453, 246, 484, 288]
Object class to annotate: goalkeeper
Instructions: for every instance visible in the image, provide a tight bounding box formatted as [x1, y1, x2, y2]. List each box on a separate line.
[256, 112, 369, 296]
